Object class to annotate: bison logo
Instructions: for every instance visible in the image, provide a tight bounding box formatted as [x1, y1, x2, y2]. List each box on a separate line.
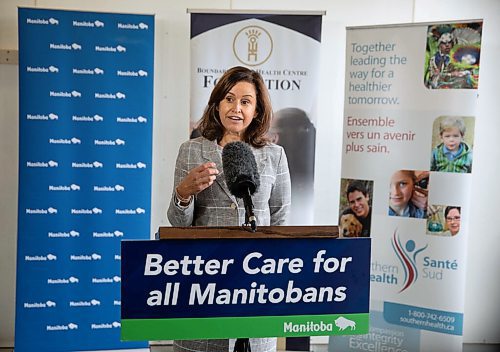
[334, 316, 356, 331]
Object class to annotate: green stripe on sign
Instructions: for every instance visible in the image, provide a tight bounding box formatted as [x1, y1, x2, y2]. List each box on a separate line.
[121, 313, 369, 341]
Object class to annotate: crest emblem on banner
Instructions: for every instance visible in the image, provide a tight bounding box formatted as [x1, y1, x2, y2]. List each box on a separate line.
[233, 25, 273, 66]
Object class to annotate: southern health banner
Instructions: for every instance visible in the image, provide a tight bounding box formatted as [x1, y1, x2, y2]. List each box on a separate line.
[121, 237, 370, 340]
[16, 8, 154, 351]
[190, 11, 322, 225]
[330, 21, 482, 352]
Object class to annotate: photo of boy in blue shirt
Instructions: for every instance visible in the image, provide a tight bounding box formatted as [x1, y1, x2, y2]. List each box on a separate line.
[430, 116, 473, 173]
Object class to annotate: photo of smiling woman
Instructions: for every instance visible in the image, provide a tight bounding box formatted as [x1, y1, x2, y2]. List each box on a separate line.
[426, 205, 462, 236]
[442, 206, 461, 236]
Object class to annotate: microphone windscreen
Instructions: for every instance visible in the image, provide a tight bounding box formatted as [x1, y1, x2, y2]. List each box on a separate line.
[222, 141, 260, 198]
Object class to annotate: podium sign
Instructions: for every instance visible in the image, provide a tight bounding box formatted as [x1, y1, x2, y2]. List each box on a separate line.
[121, 232, 370, 340]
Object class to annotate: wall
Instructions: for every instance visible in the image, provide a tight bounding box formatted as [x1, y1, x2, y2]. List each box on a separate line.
[1, 0, 499, 347]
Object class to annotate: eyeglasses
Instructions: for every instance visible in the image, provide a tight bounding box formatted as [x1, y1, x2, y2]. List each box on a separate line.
[446, 216, 461, 222]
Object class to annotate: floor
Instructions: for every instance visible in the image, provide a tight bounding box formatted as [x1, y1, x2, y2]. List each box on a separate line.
[147, 343, 498, 352]
[147, 346, 328, 352]
[1, 343, 499, 351]
[149, 344, 328, 352]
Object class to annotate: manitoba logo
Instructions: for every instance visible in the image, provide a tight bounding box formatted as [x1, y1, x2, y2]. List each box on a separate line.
[284, 321, 333, 333]
[117, 22, 148, 30]
[233, 26, 273, 66]
[391, 231, 428, 292]
[46, 323, 78, 331]
[91, 321, 121, 329]
[27, 17, 58, 25]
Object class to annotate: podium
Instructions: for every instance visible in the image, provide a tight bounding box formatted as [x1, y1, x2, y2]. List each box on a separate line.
[121, 226, 370, 341]
[156, 225, 339, 239]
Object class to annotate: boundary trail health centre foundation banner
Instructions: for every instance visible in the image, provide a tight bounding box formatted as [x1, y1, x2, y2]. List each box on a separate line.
[330, 21, 482, 352]
[189, 11, 322, 225]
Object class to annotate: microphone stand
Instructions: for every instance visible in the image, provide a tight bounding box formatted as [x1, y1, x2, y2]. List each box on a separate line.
[234, 338, 251, 352]
[237, 190, 254, 351]
[242, 188, 257, 232]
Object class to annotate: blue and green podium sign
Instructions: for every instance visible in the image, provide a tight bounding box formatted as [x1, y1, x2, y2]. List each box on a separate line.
[121, 232, 370, 340]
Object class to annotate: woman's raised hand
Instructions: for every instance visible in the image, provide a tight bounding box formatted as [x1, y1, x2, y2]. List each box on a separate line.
[176, 162, 219, 199]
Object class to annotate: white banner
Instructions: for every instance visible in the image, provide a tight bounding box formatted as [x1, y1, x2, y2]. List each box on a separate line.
[190, 12, 322, 225]
[331, 21, 482, 351]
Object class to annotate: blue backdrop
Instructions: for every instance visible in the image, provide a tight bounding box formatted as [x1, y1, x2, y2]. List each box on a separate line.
[16, 8, 154, 351]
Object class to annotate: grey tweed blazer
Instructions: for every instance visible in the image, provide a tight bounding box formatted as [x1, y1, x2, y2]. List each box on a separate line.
[167, 136, 291, 228]
[167, 137, 290, 352]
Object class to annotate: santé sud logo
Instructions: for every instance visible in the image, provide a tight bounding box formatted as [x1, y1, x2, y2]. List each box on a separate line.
[391, 231, 428, 292]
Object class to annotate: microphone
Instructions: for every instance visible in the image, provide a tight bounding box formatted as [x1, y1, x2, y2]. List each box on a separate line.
[222, 141, 260, 232]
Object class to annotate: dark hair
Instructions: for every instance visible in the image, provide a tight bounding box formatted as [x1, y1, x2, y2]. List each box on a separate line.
[347, 181, 368, 197]
[444, 206, 461, 218]
[197, 66, 272, 148]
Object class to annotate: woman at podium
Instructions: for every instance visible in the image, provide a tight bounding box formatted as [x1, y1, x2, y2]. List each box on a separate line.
[167, 66, 291, 352]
